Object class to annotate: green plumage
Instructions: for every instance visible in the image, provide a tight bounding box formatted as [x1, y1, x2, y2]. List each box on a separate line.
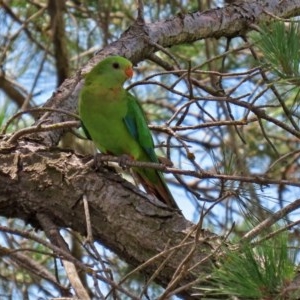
[79, 56, 180, 212]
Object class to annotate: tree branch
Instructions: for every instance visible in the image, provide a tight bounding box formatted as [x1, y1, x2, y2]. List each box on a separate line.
[0, 142, 219, 298]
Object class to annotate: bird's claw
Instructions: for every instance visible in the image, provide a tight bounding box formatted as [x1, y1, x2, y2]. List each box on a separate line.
[92, 153, 105, 170]
[118, 154, 133, 170]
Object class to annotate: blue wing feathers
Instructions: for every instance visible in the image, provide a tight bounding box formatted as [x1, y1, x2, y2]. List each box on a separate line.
[123, 93, 158, 163]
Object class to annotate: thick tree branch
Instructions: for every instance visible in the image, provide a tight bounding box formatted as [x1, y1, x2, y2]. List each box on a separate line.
[0, 141, 219, 298]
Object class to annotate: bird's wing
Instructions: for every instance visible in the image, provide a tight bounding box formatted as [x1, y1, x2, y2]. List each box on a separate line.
[123, 92, 158, 163]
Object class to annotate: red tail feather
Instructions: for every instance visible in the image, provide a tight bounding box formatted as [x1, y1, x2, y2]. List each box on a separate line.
[134, 171, 181, 214]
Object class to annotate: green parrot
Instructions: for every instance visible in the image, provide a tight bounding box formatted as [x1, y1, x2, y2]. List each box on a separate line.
[79, 56, 180, 212]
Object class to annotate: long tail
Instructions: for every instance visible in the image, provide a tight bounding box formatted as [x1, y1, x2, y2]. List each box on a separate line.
[134, 168, 181, 214]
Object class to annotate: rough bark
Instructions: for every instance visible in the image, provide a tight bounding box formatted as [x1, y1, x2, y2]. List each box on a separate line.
[0, 140, 218, 298]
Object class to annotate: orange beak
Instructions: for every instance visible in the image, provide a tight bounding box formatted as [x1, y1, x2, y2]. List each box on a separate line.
[125, 66, 133, 78]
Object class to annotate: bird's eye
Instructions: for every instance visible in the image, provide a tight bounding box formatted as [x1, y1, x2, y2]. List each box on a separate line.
[112, 62, 120, 69]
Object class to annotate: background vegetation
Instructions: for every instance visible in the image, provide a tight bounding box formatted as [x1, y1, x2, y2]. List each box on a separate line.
[1, 0, 300, 299]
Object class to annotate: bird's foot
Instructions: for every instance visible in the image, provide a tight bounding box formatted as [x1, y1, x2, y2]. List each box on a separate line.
[92, 153, 105, 171]
[118, 154, 133, 170]
[92, 153, 118, 173]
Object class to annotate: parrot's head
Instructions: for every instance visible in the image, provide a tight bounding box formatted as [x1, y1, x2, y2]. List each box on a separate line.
[86, 56, 133, 86]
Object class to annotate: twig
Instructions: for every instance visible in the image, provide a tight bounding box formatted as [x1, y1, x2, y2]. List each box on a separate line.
[245, 36, 300, 131]
[251, 219, 300, 247]
[21, 41, 51, 110]
[6, 121, 79, 144]
[37, 213, 91, 300]
[136, 0, 145, 24]
[83, 194, 93, 243]
[0, 245, 69, 294]
[159, 217, 204, 299]
[265, 149, 300, 173]
[91, 154, 300, 189]
[241, 198, 300, 242]
[139, 240, 174, 298]
[1, 107, 80, 134]
[112, 240, 195, 298]
[168, 223, 235, 298]
[150, 117, 257, 132]
[146, 38, 181, 69]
